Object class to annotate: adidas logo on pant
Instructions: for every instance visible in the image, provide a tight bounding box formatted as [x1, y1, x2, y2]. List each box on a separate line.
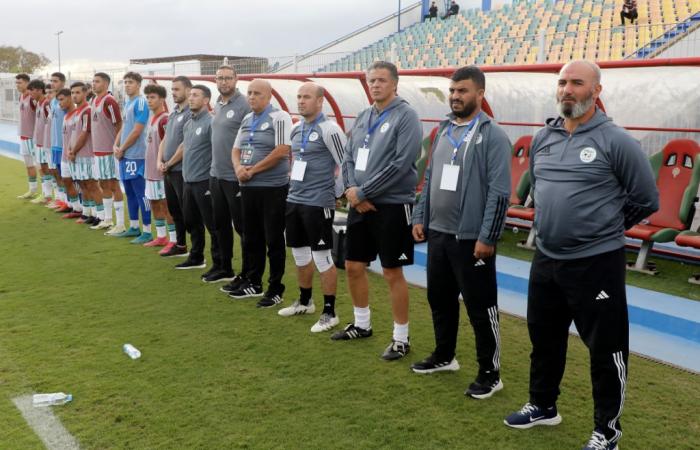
[398, 253, 408, 261]
[474, 259, 486, 267]
[318, 239, 325, 245]
[595, 290, 610, 301]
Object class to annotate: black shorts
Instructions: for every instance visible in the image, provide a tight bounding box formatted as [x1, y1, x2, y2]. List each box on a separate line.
[345, 203, 414, 268]
[285, 202, 334, 251]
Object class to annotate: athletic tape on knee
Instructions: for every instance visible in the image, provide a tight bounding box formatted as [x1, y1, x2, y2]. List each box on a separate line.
[291, 247, 312, 267]
[312, 249, 334, 272]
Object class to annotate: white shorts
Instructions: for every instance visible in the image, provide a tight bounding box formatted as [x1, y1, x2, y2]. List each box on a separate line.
[20, 139, 36, 167]
[93, 154, 117, 180]
[69, 157, 95, 181]
[145, 179, 166, 200]
[60, 159, 72, 178]
[36, 146, 51, 164]
[47, 150, 57, 170]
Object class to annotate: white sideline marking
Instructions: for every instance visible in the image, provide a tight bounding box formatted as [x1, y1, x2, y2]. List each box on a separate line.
[12, 395, 80, 450]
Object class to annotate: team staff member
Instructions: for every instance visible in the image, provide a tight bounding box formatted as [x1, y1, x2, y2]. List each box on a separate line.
[176, 84, 221, 272]
[113, 72, 151, 244]
[91, 72, 126, 233]
[15, 73, 39, 199]
[210, 65, 251, 285]
[157, 76, 191, 258]
[411, 66, 511, 400]
[504, 61, 659, 450]
[230, 79, 292, 307]
[334, 61, 422, 361]
[277, 82, 347, 332]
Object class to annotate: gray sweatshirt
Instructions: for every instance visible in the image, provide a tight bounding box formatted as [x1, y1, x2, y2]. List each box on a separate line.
[342, 96, 422, 204]
[530, 109, 659, 259]
[162, 104, 190, 172]
[182, 109, 213, 183]
[211, 90, 251, 181]
[413, 112, 512, 245]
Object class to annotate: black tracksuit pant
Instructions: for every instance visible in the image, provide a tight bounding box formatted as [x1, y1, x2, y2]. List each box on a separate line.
[240, 185, 287, 295]
[426, 230, 501, 372]
[183, 180, 221, 268]
[528, 247, 629, 444]
[210, 177, 245, 274]
[163, 170, 187, 247]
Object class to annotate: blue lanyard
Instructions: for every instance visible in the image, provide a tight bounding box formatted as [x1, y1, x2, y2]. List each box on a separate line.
[299, 113, 324, 159]
[248, 104, 272, 147]
[363, 105, 397, 147]
[445, 116, 479, 164]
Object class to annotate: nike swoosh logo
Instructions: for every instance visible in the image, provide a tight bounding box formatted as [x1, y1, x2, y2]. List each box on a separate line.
[529, 415, 544, 422]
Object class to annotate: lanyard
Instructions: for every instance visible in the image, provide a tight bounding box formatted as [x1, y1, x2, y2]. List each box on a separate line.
[248, 104, 272, 147]
[363, 104, 397, 147]
[445, 115, 479, 165]
[299, 113, 324, 159]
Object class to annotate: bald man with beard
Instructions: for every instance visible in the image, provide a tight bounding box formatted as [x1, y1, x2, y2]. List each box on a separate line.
[229, 79, 293, 307]
[504, 61, 658, 450]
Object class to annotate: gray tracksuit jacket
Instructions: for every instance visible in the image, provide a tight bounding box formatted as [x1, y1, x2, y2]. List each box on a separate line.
[413, 112, 512, 246]
[530, 109, 659, 259]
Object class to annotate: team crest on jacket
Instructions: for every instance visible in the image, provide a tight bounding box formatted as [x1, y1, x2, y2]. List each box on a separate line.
[579, 147, 597, 163]
[475, 133, 483, 144]
[178, 115, 184, 122]
[261, 122, 270, 131]
[226, 110, 234, 119]
[380, 123, 390, 133]
[309, 132, 319, 142]
[195, 127, 202, 135]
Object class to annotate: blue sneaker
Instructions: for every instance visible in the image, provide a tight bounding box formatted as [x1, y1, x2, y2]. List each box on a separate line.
[114, 227, 141, 238]
[504, 402, 562, 429]
[130, 232, 153, 244]
[582, 430, 619, 450]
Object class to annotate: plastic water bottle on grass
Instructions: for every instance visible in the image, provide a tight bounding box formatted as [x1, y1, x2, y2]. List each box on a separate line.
[32, 393, 73, 407]
[123, 343, 141, 359]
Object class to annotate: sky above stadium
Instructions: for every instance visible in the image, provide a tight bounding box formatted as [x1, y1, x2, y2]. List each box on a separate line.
[2, 0, 488, 73]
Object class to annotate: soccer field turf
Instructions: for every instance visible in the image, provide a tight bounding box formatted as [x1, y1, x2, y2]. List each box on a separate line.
[0, 157, 698, 449]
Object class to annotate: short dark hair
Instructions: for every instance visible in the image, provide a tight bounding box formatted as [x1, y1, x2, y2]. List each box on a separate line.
[56, 88, 71, 98]
[191, 84, 211, 99]
[172, 76, 192, 88]
[15, 73, 30, 82]
[51, 72, 66, 82]
[27, 79, 45, 92]
[366, 61, 399, 82]
[123, 71, 143, 84]
[451, 65, 486, 90]
[144, 84, 167, 98]
[94, 72, 111, 84]
[217, 65, 237, 76]
[70, 81, 87, 92]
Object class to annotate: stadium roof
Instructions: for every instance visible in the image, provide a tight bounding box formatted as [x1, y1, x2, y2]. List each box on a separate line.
[130, 54, 258, 64]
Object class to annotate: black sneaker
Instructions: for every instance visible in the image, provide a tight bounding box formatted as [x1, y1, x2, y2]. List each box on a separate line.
[175, 259, 206, 270]
[256, 292, 283, 308]
[582, 430, 619, 450]
[504, 402, 562, 429]
[84, 216, 97, 225]
[228, 281, 264, 299]
[220, 275, 245, 294]
[465, 370, 503, 399]
[202, 269, 235, 284]
[89, 218, 101, 227]
[381, 339, 410, 360]
[330, 323, 373, 341]
[161, 244, 188, 258]
[411, 355, 461, 374]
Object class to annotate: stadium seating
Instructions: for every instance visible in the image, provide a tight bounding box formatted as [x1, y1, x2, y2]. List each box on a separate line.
[324, 0, 700, 71]
[626, 139, 700, 274]
[675, 231, 700, 284]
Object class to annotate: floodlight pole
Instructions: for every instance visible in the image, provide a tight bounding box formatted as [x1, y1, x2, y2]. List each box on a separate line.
[55, 31, 64, 72]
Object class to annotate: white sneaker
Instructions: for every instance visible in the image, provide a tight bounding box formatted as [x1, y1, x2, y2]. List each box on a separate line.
[104, 224, 126, 236]
[310, 313, 340, 332]
[278, 300, 315, 317]
[91, 220, 113, 230]
[17, 190, 36, 199]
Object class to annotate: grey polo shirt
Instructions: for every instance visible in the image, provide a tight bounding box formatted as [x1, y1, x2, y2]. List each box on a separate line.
[163, 103, 190, 172]
[182, 109, 213, 183]
[211, 89, 251, 181]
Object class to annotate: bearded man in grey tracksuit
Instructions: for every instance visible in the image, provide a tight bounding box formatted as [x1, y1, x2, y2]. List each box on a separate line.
[411, 66, 511, 401]
[504, 60, 659, 450]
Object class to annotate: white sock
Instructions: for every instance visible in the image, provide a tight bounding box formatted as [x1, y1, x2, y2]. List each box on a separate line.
[353, 306, 371, 330]
[103, 197, 113, 222]
[168, 230, 177, 242]
[71, 199, 82, 212]
[393, 322, 409, 343]
[156, 225, 166, 238]
[29, 181, 37, 192]
[142, 223, 151, 234]
[96, 207, 105, 221]
[114, 201, 125, 227]
[42, 179, 51, 198]
[129, 219, 139, 229]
